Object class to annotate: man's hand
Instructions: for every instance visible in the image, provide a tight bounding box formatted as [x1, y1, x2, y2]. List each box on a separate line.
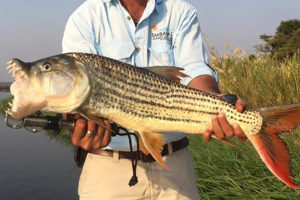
[188, 75, 248, 143]
[202, 97, 248, 142]
[67, 115, 111, 151]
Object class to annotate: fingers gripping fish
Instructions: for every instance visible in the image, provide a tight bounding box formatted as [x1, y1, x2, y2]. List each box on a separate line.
[5, 53, 300, 189]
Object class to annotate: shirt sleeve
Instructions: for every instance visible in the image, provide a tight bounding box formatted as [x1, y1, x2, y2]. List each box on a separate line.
[172, 8, 218, 85]
[62, 10, 98, 54]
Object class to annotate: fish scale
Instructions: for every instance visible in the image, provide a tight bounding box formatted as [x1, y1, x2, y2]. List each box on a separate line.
[70, 53, 263, 135]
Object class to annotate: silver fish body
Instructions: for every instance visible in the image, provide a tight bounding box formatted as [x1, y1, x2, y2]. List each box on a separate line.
[69, 53, 263, 136]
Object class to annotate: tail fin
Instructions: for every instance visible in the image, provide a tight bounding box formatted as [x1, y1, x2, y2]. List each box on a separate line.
[258, 104, 300, 134]
[248, 104, 300, 189]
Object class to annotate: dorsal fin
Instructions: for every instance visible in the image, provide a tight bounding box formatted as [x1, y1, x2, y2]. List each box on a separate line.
[145, 66, 189, 83]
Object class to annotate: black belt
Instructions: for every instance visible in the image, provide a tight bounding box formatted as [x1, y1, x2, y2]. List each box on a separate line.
[90, 136, 189, 162]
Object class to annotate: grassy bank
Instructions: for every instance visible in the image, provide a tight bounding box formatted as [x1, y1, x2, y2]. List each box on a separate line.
[189, 53, 300, 199]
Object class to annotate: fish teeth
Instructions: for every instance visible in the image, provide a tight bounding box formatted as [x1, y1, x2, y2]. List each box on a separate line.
[7, 111, 13, 116]
[6, 64, 12, 70]
[6, 60, 13, 65]
[5, 108, 13, 116]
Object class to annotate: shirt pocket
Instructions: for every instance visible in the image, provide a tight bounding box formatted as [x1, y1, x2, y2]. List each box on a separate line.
[99, 40, 135, 63]
[148, 41, 174, 66]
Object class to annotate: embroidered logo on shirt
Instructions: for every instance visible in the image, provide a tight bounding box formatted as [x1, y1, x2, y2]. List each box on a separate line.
[152, 29, 173, 41]
[152, 25, 158, 31]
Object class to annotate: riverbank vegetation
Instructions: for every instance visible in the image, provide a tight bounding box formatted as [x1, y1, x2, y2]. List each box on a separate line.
[189, 49, 300, 199]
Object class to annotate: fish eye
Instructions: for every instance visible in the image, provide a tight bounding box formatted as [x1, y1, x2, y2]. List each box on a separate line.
[42, 62, 51, 71]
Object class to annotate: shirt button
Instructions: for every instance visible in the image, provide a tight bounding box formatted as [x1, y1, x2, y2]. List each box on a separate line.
[136, 47, 141, 52]
[127, 16, 131, 21]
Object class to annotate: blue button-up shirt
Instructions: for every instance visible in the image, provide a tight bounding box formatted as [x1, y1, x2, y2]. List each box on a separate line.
[62, 0, 218, 151]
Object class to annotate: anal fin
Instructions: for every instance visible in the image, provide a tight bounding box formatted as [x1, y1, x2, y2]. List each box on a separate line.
[139, 131, 167, 169]
[136, 133, 149, 155]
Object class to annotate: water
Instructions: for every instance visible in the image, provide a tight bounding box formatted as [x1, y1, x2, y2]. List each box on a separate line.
[0, 94, 81, 200]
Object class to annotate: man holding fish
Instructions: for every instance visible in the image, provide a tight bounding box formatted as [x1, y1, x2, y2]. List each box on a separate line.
[63, 0, 247, 199]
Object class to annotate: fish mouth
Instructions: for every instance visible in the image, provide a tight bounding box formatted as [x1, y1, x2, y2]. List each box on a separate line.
[6, 59, 46, 119]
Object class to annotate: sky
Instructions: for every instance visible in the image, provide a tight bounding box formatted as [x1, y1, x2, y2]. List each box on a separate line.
[0, 0, 299, 82]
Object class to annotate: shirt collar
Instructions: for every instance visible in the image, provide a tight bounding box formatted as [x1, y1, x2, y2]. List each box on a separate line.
[101, 0, 162, 14]
[147, 0, 163, 12]
[101, 0, 163, 5]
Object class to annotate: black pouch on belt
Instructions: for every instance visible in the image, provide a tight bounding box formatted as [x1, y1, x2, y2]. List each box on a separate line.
[74, 147, 88, 168]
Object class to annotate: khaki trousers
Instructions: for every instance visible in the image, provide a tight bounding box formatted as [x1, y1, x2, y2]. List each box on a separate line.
[78, 148, 200, 200]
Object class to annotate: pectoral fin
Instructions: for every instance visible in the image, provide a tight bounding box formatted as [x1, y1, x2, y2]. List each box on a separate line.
[139, 131, 167, 169]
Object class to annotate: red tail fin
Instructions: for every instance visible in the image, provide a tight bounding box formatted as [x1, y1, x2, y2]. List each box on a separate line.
[259, 104, 300, 134]
[248, 104, 300, 189]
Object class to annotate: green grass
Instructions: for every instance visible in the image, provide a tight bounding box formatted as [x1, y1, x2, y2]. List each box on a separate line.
[189, 132, 300, 200]
[214, 53, 300, 107]
[189, 53, 300, 199]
